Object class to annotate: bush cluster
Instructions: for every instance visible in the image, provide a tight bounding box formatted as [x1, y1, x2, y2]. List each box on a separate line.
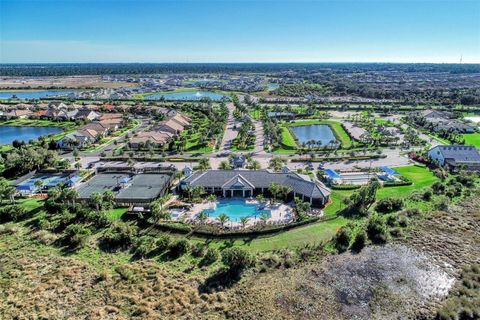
[63, 224, 91, 249]
[366, 215, 388, 244]
[221, 247, 256, 277]
[375, 198, 404, 214]
[101, 222, 138, 250]
[0, 205, 27, 223]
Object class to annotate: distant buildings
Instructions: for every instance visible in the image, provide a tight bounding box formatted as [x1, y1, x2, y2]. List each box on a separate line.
[57, 113, 125, 149]
[129, 110, 191, 149]
[428, 145, 480, 171]
[410, 109, 475, 134]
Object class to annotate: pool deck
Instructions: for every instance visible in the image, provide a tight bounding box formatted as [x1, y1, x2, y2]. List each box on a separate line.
[182, 198, 295, 228]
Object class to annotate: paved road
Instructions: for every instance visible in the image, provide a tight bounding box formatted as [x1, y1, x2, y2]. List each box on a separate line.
[86, 147, 412, 173]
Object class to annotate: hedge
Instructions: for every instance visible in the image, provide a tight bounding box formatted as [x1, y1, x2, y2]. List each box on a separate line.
[152, 216, 335, 238]
[100, 156, 201, 162]
[330, 184, 362, 190]
[383, 180, 413, 187]
[291, 154, 386, 162]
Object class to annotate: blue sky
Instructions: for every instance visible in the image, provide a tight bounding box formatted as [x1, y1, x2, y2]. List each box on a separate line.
[0, 0, 479, 63]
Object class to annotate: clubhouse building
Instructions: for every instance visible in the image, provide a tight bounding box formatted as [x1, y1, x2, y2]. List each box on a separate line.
[180, 169, 331, 206]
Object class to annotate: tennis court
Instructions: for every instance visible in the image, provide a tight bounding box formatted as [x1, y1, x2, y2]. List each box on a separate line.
[16, 172, 81, 195]
[77, 172, 172, 204]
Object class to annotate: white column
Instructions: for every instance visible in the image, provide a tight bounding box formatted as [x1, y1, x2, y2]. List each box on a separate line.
[223, 189, 226, 197]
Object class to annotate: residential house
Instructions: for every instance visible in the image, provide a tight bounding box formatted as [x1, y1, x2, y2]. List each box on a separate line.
[74, 109, 101, 121]
[1, 109, 33, 119]
[129, 131, 173, 148]
[57, 131, 93, 149]
[428, 145, 480, 171]
[411, 109, 474, 133]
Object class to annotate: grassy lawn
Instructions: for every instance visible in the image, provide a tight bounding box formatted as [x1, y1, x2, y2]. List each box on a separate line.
[462, 132, 480, 148]
[202, 216, 348, 252]
[15, 198, 43, 212]
[377, 165, 438, 199]
[280, 127, 297, 148]
[181, 127, 214, 153]
[106, 207, 128, 221]
[202, 165, 438, 252]
[0, 119, 76, 128]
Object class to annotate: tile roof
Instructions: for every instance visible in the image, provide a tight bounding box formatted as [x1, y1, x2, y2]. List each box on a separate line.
[184, 169, 331, 199]
[435, 145, 480, 163]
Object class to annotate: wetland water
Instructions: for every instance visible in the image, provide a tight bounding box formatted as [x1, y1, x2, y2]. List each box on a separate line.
[290, 124, 337, 146]
[0, 126, 62, 144]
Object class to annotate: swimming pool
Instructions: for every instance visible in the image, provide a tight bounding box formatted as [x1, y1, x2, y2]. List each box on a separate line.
[203, 199, 270, 221]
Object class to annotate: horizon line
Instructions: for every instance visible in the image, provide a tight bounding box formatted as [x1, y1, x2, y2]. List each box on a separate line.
[1, 61, 479, 65]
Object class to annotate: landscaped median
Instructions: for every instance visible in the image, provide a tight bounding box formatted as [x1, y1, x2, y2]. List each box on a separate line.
[100, 156, 202, 162]
[290, 153, 386, 162]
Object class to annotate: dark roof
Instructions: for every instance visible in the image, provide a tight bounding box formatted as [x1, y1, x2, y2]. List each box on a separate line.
[435, 145, 480, 163]
[183, 169, 330, 199]
[267, 112, 294, 117]
[77, 172, 170, 201]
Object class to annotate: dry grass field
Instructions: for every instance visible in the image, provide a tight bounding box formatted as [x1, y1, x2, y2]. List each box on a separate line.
[0, 195, 478, 319]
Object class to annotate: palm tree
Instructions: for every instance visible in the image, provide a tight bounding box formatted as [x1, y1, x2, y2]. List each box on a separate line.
[207, 194, 217, 203]
[64, 188, 78, 206]
[151, 202, 170, 223]
[240, 216, 250, 228]
[198, 158, 210, 170]
[279, 185, 293, 201]
[89, 192, 103, 211]
[102, 190, 116, 210]
[197, 211, 208, 225]
[219, 160, 231, 170]
[268, 182, 280, 202]
[218, 213, 229, 228]
[259, 212, 269, 224]
[248, 159, 261, 170]
[269, 157, 284, 172]
[192, 186, 204, 199]
[183, 185, 193, 201]
[34, 180, 44, 193]
[255, 194, 265, 203]
[4, 186, 16, 204]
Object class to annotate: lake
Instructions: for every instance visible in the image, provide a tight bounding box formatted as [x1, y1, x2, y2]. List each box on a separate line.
[267, 83, 280, 90]
[0, 90, 76, 100]
[290, 124, 337, 146]
[144, 90, 229, 101]
[0, 126, 63, 144]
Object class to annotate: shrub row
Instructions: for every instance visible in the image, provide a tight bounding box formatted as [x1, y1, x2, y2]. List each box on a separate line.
[383, 180, 413, 187]
[153, 216, 327, 238]
[291, 154, 386, 162]
[330, 184, 362, 190]
[100, 156, 202, 162]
